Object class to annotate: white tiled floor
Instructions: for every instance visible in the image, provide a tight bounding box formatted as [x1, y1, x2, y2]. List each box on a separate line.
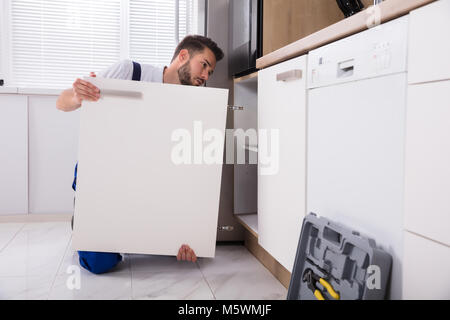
[0, 222, 287, 300]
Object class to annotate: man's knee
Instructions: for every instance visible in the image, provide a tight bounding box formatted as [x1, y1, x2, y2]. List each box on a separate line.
[78, 251, 122, 275]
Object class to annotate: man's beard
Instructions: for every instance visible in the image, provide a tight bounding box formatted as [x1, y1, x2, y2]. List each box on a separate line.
[178, 61, 195, 86]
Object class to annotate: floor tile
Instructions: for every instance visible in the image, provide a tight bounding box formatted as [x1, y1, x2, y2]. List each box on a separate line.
[0, 222, 288, 300]
[0, 223, 25, 252]
[0, 222, 71, 277]
[48, 270, 132, 300]
[198, 245, 287, 300]
[0, 275, 54, 300]
[131, 269, 214, 300]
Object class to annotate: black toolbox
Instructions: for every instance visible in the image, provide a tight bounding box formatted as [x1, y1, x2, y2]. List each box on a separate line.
[287, 213, 392, 300]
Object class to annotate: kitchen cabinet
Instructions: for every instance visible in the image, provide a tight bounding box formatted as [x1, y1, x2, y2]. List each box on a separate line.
[402, 0, 450, 299]
[257, 55, 307, 272]
[0, 93, 80, 217]
[28, 96, 80, 214]
[404, 81, 450, 246]
[408, 0, 450, 84]
[0, 95, 28, 215]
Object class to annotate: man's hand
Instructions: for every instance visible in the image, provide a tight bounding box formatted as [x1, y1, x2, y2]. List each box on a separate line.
[57, 72, 100, 112]
[177, 244, 197, 262]
[71, 72, 100, 106]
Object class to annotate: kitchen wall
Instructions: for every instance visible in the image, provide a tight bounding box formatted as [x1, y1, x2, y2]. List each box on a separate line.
[0, 1, 245, 242]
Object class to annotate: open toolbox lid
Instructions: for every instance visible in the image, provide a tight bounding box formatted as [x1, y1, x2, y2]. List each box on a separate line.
[287, 213, 392, 300]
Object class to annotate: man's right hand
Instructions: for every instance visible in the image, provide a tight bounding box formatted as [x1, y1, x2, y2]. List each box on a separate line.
[71, 72, 100, 106]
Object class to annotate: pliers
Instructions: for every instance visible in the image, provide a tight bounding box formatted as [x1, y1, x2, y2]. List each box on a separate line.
[302, 268, 340, 300]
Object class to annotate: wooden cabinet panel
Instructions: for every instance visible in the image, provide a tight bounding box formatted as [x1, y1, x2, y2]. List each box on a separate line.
[263, 0, 373, 56]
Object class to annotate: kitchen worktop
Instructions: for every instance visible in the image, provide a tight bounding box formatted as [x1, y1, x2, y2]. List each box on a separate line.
[256, 0, 435, 70]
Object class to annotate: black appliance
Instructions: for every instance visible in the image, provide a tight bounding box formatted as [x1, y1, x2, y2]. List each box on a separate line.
[229, 0, 263, 78]
[336, 0, 365, 18]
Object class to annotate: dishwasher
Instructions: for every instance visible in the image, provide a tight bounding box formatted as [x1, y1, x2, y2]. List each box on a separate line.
[306, 16, 409, 299]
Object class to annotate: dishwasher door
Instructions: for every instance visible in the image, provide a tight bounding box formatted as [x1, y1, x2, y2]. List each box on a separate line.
[305, 14, 409, 300]
[307, 73, 407, 299]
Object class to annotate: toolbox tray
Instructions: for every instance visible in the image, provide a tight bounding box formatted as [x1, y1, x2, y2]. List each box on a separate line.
[287, 213, 392, 300]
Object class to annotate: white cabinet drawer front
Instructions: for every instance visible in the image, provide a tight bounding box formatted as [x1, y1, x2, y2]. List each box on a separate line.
[409, 0, 450, 84]
[403, 231, 450, 300]
[405, 81, 450, 246]
[257, 55, 307, 271]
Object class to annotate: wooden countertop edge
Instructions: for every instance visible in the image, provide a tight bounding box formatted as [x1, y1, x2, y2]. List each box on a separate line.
[233, 71, 258, 84]
[256, 0, 435, 70]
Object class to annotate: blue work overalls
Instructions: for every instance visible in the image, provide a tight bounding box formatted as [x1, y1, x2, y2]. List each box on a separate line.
[73, 62, 142, 274]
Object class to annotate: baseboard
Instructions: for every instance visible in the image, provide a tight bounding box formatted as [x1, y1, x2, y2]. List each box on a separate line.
[0, 213, 72, 223]
[243, 229, 292, 289]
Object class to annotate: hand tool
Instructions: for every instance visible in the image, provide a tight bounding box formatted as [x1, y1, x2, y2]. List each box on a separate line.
[302, 268, 340, 300]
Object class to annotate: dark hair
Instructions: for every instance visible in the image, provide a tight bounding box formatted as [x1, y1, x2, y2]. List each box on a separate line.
[171, 35, 224, 63]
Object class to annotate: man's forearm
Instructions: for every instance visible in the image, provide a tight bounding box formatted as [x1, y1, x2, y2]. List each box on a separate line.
[56, 89, 81, 112]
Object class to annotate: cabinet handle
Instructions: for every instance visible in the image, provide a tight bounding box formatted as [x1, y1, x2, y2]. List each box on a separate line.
[100, 89, 143, 99]
[276, 69, 302, 82]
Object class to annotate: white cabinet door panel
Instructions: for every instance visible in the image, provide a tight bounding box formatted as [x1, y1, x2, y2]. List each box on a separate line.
[0, 95, 28, 215]
[28, 96, 80, 214]
[405, 81, 450, 246]
[258, 55, 307, 272]
[408, 0, 450, 84]
[72, 78, 228, 258]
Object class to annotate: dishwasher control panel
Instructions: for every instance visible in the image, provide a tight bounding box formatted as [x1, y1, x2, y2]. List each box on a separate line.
[308, 15, 409, 89]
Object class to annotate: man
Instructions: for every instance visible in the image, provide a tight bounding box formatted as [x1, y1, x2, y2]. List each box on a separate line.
[57, 35, 224, 274]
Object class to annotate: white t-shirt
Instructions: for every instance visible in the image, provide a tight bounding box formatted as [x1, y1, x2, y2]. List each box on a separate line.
[98, 59, 165, 83]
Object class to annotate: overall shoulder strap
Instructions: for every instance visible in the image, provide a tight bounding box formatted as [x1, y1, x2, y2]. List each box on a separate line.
[132, 61, 141, 81]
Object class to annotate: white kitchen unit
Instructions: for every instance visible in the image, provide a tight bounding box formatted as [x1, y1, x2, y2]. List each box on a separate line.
[28, 96, 80, 214]
[307, 16, 409, 299]
[258, 55, 308, 272]
[402, 231, 450, 300]
[0, 95, 28, 215]
[403, 0, 450, 299]
[404, 82, 450, 246]
[408, 0, 450, 85]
